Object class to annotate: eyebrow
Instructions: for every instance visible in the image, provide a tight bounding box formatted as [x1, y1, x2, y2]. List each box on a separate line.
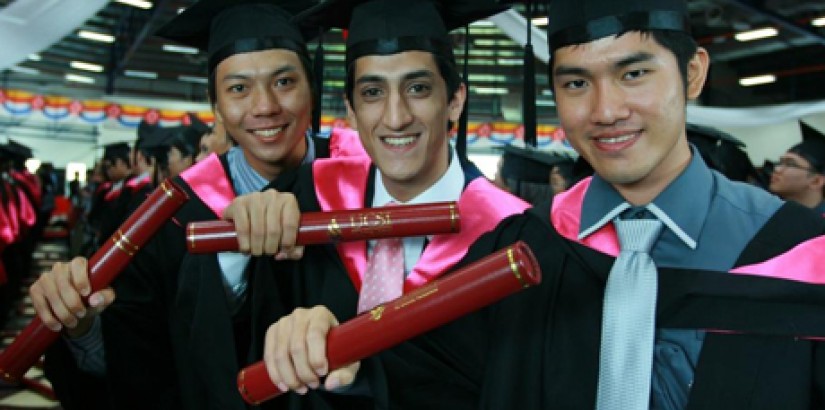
[553, 52, 656, 77]
[355, 69, 435, 85]
[221, 64, 298, 82]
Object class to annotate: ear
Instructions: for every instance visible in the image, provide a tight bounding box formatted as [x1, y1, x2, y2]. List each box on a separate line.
[344, 95, 357, 130]
[810, 172, 825, 191]
[448, 83, 467, 123]
[214, 109, 224, 125]
[686, 47, 710, 100]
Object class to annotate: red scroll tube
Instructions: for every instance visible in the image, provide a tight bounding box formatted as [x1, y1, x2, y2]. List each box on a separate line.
[237, 240, 541, 405]
[187, 202, 460, 253]
[0, 180, 189, 382]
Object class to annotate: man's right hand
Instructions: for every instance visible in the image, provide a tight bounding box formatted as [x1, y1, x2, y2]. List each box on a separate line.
[264, 306, 360, 394]
[222, 189, 304, 259]
[29, 257, 115, 338]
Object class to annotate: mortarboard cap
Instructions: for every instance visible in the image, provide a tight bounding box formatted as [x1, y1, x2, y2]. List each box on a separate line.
[156, 0, 320, 74]
[186, 113, 211, 136]
[169, 126, 206, 158]
[103, 142, 132, 162]
[297, 0, 508, 68]
[546, 0, 690, 54]
[790, 121, 825, 174]
[498, 144, 573, 183]
[6, 139, 34, 159]
[686, 123, 758, 182]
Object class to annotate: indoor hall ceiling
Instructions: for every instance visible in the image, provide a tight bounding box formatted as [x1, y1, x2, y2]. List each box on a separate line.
[1, 0, 825, 124]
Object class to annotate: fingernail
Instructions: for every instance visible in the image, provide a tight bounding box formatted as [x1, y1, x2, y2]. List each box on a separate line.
[325, 376, 340, 390]
[308, 381, 319, 390]
[89, 293, 103, 307]
[296, 386, 308, 395]
[277, 383, 288, 393]
[315, 366, 327, 377]
[80, 287, 90, 297]
[77, 310, 86, 318]
[49, 324, 63, 332]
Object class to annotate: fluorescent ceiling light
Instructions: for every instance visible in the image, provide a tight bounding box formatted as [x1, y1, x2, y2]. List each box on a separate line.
[79, 30, 114, 43]
[496, 58, 523, 66]
[28, 53, 41, 61]
[177, 7, 186, 14]
[10, 66, 39, 75]
[739, 74, 776, 87]
[115, 0, 152, 9]
[734, 27, 778, 42]
[70, 61, 104, 72]
[178, 75, 207, 84]
[542, 89, 554, 96]
[470, 20, 495, 27]
[163, 44, 199, 54]
[124, 70, 158, 79]
[468, 74, 508, 82]
[813, 17, 825, 27]
[531, 17, 548, 26]
[536, 99, 556, 107]
[472, 87, 508, 95]
[66, 73, 95, 84]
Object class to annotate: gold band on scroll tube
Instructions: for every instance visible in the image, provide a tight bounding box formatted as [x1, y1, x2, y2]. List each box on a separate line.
[187, 224, 195, 250]
[112, 230, 139, 256]
[449, 203, 458, 231]
[160, 181, 174, 198]
[507, 247, 528, 288]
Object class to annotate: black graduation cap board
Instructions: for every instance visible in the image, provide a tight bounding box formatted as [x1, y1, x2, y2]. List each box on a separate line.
[792, 121, 825, 174]
[546, 0, 690, 53]
[156, 0, 321, 73]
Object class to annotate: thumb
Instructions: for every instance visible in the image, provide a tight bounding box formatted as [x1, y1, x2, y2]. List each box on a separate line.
[324, 361, 360, 391]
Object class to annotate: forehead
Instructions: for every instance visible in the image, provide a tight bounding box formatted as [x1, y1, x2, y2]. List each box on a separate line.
[215, 48, 303, 75]
[552, 32, 668, 69]
[353, 50, 440, 79]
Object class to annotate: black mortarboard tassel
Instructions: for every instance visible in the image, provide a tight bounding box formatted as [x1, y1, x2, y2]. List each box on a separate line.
[456, 25, 470, 162]
[312, 28, 325, 136]
[791, 121, 825, 174]
[546, 0, 690, 53]
[156, 0, 321, 74]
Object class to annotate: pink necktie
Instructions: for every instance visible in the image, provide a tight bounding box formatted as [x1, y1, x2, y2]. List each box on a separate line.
[357, 204, 405, 313]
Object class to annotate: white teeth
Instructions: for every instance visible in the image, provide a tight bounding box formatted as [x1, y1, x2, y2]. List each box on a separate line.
[383, 136, 416, 147]
[254, 127, 284, 137]
[600, 134, 635, 144]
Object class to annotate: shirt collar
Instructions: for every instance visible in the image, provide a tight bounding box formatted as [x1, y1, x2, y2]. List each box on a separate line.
[228, 134, 315, 196]
[579, 145, 713, 250]
[372, 144, 464, 207]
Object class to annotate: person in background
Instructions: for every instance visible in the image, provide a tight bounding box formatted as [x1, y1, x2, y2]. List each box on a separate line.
[493, 144, 574, 204]
[686, 123, 763, 186]
[769, 121, 825, 215]
[197, 118, 234, 161]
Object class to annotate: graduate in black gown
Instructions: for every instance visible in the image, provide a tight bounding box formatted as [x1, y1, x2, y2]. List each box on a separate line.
[29, 1, 351, 408]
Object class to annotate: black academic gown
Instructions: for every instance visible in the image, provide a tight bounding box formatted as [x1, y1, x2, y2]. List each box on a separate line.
[44, 137, 337, 410]
[463, 199, 825, 409]
[260, 156, 512, 410]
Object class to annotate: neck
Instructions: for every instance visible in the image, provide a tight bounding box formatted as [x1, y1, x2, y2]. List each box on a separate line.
[614, 147, 692, 206]
[247, 138, 308, 182]
[785, 190, 824, 209]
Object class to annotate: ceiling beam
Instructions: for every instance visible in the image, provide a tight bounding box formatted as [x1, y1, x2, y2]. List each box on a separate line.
[726, 0, 825, 47]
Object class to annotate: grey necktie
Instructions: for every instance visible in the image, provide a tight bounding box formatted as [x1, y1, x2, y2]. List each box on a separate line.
[596, 217, 664, 410]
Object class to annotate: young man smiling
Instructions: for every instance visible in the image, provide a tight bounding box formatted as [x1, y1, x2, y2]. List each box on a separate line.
[29, 1, 342, 409]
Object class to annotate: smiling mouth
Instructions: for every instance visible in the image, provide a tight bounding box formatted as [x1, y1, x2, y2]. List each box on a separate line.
[382, 135, 418, 147]
[251, 126, 285, 138]
[595, 133, 637, 144]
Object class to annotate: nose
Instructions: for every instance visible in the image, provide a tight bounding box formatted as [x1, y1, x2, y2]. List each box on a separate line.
[590, 81, 630, 125]
[250, 84, 282, 117]
[382, 90, 413, 131]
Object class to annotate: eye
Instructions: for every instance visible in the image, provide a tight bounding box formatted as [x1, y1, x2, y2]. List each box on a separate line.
[622, 69, 649, 81]
[226, 84, 246, 93]
[563, 79, 587, 89]
[275, 77, 295, 87]
[360, 87, 383, 99]
[408, 83, 431, 95]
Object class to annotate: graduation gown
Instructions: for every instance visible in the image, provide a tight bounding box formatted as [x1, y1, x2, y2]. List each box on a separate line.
[44, 136, 336, 410]
[263, 155, 529, 409]
[460, 179, 825, 409]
